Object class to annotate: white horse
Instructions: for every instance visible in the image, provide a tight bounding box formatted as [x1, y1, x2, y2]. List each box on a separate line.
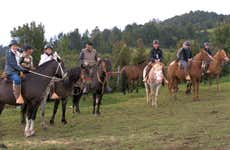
[143, 62, 164, 108]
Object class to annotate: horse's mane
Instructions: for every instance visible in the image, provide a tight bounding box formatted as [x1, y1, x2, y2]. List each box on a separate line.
[67, 67, 81, 80]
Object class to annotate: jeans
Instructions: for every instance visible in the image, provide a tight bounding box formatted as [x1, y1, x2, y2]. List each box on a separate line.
[8, 73, 21, 85]
[180, 60, 188, 71]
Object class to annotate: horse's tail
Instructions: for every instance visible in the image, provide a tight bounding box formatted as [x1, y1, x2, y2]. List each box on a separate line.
[121, 69, 127, 95]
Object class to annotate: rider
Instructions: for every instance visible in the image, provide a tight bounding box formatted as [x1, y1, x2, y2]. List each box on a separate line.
[20, 45, 35, 70]
[39, 43, 60, 99]
[4, 40, 28, 104]
[203, 42, 212, 56]
[143, 40, 167, 85]
[79, 42, 98, 93]
[39, 44, 54, 66]
[176, 41, 193, 81]
[203, 42, 212, 74]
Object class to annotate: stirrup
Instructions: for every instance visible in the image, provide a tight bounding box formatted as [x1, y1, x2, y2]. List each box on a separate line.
[16, 95, 24, 104]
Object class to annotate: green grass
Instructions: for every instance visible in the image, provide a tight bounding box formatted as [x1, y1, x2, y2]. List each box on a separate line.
[0, 82, 230, 150]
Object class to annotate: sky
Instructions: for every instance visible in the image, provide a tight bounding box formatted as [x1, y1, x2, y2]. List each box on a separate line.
[0, 0, 229, 46]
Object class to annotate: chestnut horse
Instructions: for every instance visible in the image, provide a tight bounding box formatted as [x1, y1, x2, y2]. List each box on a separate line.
[121, 61, 147, 95]
[207, 49, 229, 93]
[167, 50, 213, 101]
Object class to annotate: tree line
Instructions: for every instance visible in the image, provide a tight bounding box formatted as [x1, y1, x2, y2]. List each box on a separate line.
[0, 10, 230, 70]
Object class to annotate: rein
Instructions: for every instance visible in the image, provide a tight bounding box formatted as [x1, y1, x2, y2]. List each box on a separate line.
[28, 60, 64, 82]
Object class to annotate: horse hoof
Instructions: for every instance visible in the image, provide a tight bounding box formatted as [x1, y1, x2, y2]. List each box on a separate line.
[25, 130, 31, 137]
[42, 125, 48, 130]
[30, 130, 35, 136]
[50, 120, 54, 125]
[61, 120, 67, 125]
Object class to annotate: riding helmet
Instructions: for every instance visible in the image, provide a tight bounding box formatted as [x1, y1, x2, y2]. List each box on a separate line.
[44, 44, 53, 50]
[153, 40, 159, 44]
[9, 40, 18, 47]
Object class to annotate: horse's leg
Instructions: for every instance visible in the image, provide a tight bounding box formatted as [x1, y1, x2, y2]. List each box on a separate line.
[155, 85, 161, 108]
[75, 92, 82, 113]
[92, 94, 96, 115]
[61, 98, 67, 124]
[40, 98, 47, 130]
[136, 80, 139, 93]
[50, 99, 60, 125]
[72, 95, 76, 114]
[196, 81, 200, 100]
[144, 83, 149, 104]
[96, 95, 103, 115]
[192, 80, 197, 101]
[216, 75, 220, 95]
[30, 102, 39, 137]
[25, 103, 32, 137]
[0, 103, 5, 114]
[20, 103, 27, 124]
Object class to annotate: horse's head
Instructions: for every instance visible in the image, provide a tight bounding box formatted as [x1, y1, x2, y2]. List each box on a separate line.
[52, 59, 65, 79]
[217, 49, 229, 63]
[97, 58, 112, 73]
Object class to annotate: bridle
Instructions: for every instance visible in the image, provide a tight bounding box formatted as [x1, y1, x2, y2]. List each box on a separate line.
[29, 59, 65, 81]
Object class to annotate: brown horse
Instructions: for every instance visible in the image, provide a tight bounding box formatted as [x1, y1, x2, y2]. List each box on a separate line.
[121, 60, 147, 95]
[167, 50, 213, 101]
[207, 49, 229, 93]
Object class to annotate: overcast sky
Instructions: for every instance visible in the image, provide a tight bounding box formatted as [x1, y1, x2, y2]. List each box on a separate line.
[0, 0, 229, 46]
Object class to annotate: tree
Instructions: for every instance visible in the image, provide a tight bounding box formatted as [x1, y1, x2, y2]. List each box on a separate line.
[10, 22, 46, 64]
[131, 38, 147, 64]
[11, 22, 45, 50]
[112, 41, 131, 68]
[67, 28, 81, 51]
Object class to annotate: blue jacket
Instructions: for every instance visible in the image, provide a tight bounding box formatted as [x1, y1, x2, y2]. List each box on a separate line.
[4, 50, 25, 75]
[150, 48, 163, 62]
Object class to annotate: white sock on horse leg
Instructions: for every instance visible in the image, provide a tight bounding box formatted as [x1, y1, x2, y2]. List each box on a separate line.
[30, 120, 35, 132]
[25, 117, 30, 132]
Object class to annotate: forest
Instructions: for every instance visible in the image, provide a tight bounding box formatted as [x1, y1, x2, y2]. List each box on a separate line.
[0, 10, 230, 73]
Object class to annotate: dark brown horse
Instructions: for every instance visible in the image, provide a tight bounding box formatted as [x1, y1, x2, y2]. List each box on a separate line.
[0, 59, 65, 137]
[72, 58, 112, 115]
[21, 67, 83, 127]
[207, 49, 229, 94]
[167, 50, 213, 101]
[121, 60, 147, 95]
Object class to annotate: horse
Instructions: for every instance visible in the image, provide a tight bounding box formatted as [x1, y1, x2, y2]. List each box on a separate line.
[121, 60, 147, 95]
[20, 67, 84, 127]
[143, 62, 164, 108]
[167, 50, 213, 101]
[72, 58, 112, 115]
[0, 59, 65, 137]
[207, 49, 229, 94]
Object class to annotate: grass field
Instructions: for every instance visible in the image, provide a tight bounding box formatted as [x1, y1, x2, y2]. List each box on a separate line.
[0, 81, 230, 150]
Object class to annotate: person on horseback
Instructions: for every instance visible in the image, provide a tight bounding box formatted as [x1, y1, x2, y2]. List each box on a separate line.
[176, 41, 192, 80]
[143, 40, 167, 85]
[80, 42, 98, 93]
[4, 40, 28, 104]
[39, 43, 60, 99]
[202, 42, 213, 74]
[20, 45, 35, 70]
[204, 42, 212, 56]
